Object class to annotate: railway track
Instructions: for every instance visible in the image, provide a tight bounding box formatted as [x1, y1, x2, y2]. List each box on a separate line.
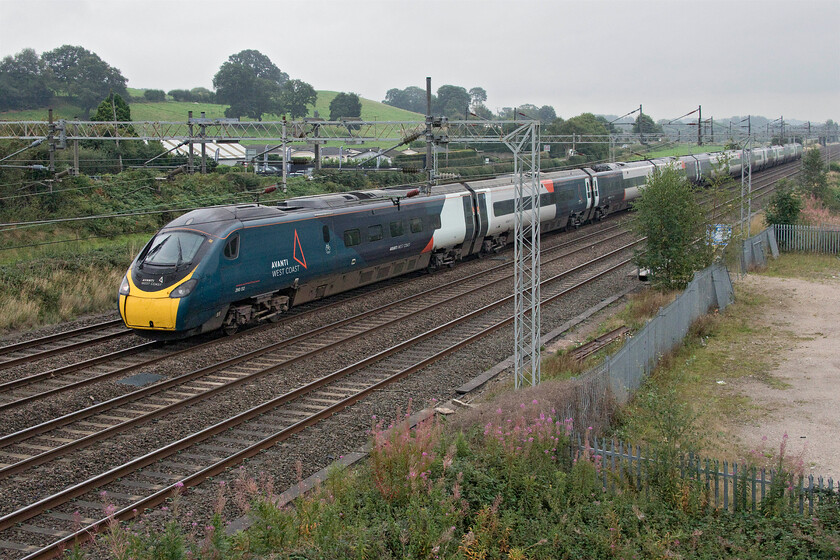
[0, 220, 623, 432]
[0, 224, 634, 475]
[0, 320, 131, 371]
[0, 229, 640, 558]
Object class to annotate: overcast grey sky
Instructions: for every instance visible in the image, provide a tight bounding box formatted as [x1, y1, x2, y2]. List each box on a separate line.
[1, 0, 837, 123]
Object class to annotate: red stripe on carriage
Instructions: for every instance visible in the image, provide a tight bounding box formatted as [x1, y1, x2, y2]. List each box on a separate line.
[422, 237, 435, 253]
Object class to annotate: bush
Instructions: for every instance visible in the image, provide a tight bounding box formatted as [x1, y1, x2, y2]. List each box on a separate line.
[190, 87, 215, 103]
[143, 89, 166, 102]
[167, 89, 192, 102]
[764, 178, 802, 225]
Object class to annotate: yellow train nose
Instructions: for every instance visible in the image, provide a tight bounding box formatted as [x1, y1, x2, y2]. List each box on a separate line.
[121, 293, 180, 330]
[119, 271, 186, 331]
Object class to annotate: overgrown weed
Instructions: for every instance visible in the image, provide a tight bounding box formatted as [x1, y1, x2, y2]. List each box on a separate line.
[68, 396, 840, 559]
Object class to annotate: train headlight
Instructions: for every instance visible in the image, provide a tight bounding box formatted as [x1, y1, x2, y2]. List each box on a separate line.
[170, 278, 198, 299]
[119, 275, 130, 296]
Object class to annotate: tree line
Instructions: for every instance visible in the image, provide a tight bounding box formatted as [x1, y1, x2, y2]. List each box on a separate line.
[0, 46, 326, 122]
[0, 45, 127, 115]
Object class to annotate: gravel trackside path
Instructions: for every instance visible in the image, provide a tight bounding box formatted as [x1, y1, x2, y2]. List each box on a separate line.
[732, 273, 840, 479]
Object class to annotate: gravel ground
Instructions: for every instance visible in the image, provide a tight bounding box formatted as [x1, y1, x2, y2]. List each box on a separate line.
[730, 274, 840, 480]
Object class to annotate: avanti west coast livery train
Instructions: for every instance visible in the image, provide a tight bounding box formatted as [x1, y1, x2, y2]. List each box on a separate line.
[119, 144, 802, 338]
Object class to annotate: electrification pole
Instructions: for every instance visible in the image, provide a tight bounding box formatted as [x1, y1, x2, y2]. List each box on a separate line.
[741, 135, 753, 237]
[73, 121, 79, 176]
[425, 77, 433, 188]
[698, 105, 702, 146]
[187, 111, 194, 174]
[47, 108, 55, 173]
[200, 112, 207, 174]
[508, 122, 541, 389]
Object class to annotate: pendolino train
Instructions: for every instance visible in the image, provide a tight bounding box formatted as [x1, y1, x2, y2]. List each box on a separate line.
[119, 143, 802, 338]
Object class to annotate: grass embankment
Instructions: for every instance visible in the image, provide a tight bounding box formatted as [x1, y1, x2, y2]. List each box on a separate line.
[0, 92, 422, 123]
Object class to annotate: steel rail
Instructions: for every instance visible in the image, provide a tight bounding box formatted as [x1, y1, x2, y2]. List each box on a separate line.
[0, 319, 125, 358]
[0, 328, 130, 371]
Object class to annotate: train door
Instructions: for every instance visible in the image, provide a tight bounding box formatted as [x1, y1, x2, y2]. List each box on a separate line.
[468, 191, 489, 255]
[591, 177, 601, 219]
[461, 194, 478, 257]
[220, 229, 244, 299]
[311, 217, 336, 300]
[584, 178, 594, 221]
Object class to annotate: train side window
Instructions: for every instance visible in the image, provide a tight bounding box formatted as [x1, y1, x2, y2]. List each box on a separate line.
[343, 229, 361, 247]
[224, 234, 240, 260]
[493, 200, 515, 216]
[368, 224, 383, 241]
[429, 214, 441, 230]
[390, 221, 404, 237]
[322, 225, 330, 243]
[410, 217, 423, 233]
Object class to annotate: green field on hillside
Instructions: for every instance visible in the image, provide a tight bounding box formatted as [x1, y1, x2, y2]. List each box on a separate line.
[0, 90, 423, 123]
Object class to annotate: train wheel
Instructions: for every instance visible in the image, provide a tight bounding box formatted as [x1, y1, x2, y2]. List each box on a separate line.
[222, 309, 239, 336]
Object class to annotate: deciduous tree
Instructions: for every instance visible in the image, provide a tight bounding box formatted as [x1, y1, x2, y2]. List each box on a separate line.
[41, 45, 127, 116]
[633, 113, 662, 135]
[383, 86, 426, 113]
[764, 179, 802, 226]
[468, 87, 487, 108]
[280, 79, 317, 119]
[801, 147, 828, 198]
[214, 59, 280, 120]
[329, 92, 362, 120]
[434, 85, 470, 119]
[0, 48, 52, 110]
[214, 50, 313, 120]
[537, 105, 557, 124]
[632, 165, 710, 290]
[227, 49, 288, 85]
[143, 89, 166, 102]
[547, 113, 609, 161]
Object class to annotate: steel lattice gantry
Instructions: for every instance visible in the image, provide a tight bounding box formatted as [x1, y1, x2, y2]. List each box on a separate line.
[1, 118, 822, 146]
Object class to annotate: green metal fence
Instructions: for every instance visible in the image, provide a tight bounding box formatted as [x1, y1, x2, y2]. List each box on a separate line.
[775, 223, 840, 254]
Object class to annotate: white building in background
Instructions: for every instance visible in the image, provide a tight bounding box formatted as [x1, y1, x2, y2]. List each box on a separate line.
[161, 139, 246, 166]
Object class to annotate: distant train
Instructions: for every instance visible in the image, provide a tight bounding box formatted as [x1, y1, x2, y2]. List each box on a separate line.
[119, 143, 802, 338]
